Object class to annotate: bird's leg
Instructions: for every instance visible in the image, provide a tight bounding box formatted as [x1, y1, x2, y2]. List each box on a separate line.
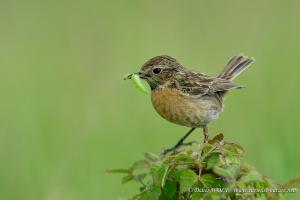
[203, 125, 209, 143]
[162, 128, 196, 155]
[200, 126, 209, 157]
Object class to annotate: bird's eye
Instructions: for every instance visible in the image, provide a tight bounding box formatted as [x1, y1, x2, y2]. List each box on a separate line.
[152, 67, 162, 74]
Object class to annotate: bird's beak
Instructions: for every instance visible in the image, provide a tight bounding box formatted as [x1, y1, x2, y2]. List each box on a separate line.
[124, 72, 144, 80]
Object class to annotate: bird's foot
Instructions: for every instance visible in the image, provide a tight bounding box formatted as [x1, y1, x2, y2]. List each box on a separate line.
[161, 141, 197, 156]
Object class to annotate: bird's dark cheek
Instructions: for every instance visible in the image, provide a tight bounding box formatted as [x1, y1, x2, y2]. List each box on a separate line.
[149, 82, 159, 90]
[138, 73, 149, 79]
[145, 73, 152, 78]
[145, 78, 159, 90]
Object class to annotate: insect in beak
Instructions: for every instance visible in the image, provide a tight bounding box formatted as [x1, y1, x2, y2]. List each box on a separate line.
[123, 72, 148, 94]
[124, 72, 144, 80]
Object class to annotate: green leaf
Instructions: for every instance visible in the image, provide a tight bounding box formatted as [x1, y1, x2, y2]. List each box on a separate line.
[140, 185, 161, 200]
[201, 174, 225, 188]
[201, 143, 215, 155]
[201, 174, 216, 188]
[223, 142, 244, 156]
[122, 174, 134, 184]
[205, 193, 223, 200]
[191, 192, 204, 200]
[225, 155, 241, 165]
[149, 162, 166, 185]
[134, 173, 147, 182]
[261, 176, 277, 188]
[169, 169, 182, 182]
[175, 154, 196, 162]
[106, 168, 130, 174]
[144, 153, 159, 162]
[204, 152, 221, 170]
[239, 170, 262, 183]
[213, 166, 235, 179]
[149, 162, 162, 176]
[161, 181, 177, 199]
[179, 169, 198, 193]
[131, 160, 150, 170]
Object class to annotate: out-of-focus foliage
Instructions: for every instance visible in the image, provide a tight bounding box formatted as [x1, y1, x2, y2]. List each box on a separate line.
[108, 134, 300, 200]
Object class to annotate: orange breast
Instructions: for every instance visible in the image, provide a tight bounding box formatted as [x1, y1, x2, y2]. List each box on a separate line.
[151, 88, 221, 127]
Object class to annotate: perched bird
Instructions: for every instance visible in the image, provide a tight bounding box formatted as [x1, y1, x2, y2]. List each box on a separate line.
[127, 54, 254, 154]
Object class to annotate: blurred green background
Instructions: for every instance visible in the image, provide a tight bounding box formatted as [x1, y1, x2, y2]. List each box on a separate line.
[1, 0, 300, 199]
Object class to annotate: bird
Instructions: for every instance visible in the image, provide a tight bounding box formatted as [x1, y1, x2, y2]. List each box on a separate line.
[127, 54, 254, 155]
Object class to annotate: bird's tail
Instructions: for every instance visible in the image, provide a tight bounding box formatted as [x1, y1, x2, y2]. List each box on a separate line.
[218, 53, 254, 81]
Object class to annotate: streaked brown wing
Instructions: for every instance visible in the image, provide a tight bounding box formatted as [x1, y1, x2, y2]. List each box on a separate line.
[175, 70, 242, 97]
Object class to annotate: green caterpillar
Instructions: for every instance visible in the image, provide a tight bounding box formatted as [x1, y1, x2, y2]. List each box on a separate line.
[123, 73, 148, 94]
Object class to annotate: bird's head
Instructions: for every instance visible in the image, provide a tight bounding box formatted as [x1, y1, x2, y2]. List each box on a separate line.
[133, 55, 183, 90]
